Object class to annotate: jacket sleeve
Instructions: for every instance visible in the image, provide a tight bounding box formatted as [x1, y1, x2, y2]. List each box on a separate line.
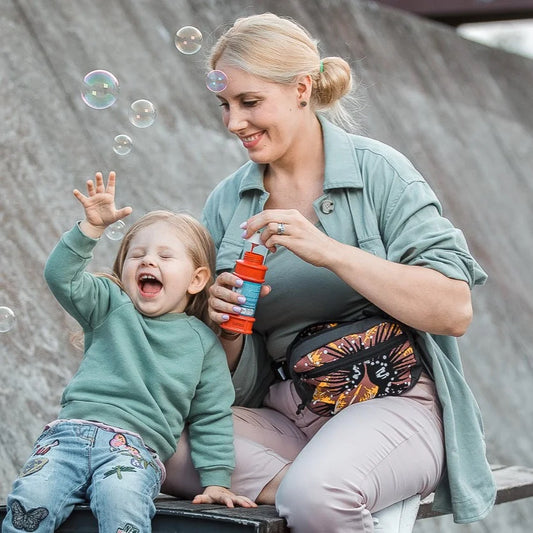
[359, 150, 488, 288]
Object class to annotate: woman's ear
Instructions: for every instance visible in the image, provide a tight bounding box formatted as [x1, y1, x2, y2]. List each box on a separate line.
[187, 267, 210, 295]
[297, 74, 313, 103]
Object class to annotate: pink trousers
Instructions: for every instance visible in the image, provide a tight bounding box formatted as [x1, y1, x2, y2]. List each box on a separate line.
[162, 374, 445, 533]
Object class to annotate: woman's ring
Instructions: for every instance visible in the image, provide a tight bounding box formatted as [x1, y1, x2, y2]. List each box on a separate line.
[277, 222, 285, 235]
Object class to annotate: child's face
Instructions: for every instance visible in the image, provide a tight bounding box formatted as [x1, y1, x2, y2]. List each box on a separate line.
[121, 221, 206, 317]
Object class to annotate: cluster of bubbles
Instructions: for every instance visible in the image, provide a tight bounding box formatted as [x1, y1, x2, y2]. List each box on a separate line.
[0, 306, 16, 333]
[2, 26, 229, 337]
[81, 70, 157, 157]
[173, 26, 228, 92]
[78, 25, 227, 243]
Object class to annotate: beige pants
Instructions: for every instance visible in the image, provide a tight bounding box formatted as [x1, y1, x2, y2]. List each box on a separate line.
[163, 373, 444, 533]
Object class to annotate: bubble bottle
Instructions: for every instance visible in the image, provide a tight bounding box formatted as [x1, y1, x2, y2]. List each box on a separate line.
[220, 232, 268, 335]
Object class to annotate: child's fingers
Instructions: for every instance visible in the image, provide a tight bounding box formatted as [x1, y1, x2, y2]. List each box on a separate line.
[85, 179, 96, 195]
[116, 206, 133, 220]
[73, 188, 87, 203]
[105, 171, 117, 194]
[94, 172, 105, 193]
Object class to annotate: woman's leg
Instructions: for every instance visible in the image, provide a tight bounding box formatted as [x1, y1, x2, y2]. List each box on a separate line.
[162, 382, 321, 501]
[275, 375, 445, 533]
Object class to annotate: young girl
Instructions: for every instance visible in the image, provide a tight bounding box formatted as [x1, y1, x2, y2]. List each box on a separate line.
[2, 171, 255, 533]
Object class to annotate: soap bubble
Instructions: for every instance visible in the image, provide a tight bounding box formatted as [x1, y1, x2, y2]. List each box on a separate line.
[129, 99, 156, 128]
[81, 70, 119, 109]
[206, 70, 228, 93]
[105, 220, 126, 241]
[113, 134, 133, 156]
[0, 306, 16, 333]
[175, 26, 203, 54]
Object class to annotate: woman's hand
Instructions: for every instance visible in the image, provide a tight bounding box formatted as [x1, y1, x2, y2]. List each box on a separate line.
[242, 209, 337, 268]
[192, 486, 257, 508]
[208, 271, 271, 328]
[73, 171, 132, 239]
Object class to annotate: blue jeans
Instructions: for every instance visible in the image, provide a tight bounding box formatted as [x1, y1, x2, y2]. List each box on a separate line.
[2, 420, 163, 533]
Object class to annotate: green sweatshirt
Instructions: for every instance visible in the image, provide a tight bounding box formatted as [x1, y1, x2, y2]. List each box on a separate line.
[44, 224, 235, 488]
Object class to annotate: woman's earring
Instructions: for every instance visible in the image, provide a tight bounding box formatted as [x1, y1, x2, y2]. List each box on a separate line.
[300, 101, 308, 107]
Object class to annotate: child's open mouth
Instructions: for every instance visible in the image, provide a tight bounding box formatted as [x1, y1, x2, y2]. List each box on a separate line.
[138, 274, 163, 297]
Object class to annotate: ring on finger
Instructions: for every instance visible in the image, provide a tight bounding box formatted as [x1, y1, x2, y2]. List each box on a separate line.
[277, 222, 285, 235]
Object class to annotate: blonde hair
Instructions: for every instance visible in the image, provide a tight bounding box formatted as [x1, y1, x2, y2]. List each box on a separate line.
[209, 12, 359, 131]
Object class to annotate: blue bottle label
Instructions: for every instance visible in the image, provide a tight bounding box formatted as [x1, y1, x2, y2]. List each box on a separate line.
[234, 281, 262, 317]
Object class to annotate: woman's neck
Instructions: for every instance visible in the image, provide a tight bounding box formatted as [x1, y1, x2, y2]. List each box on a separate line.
[266, 114, 324, 186]
[263, 115, 325, 221]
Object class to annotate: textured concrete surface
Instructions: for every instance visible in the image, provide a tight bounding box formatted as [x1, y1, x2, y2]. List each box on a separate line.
[1, 1, 532, 531]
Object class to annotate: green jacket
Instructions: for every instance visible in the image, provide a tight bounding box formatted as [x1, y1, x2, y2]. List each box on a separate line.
[202, 116, 496, 521]
[44, 224, 235, 487]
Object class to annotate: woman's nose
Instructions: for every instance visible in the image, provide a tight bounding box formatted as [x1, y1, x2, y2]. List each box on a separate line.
[226, 108, 247, 134]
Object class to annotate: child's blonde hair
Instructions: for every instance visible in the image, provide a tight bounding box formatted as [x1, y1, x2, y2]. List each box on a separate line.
[209, 12, 360, 131]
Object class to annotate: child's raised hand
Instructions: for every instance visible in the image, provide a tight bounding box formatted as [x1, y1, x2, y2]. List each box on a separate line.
[74, 171, 132, 238]
[192, 486, 257, 508]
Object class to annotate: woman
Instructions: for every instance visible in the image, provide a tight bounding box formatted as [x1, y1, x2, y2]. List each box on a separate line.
[162, 12, 495, 532]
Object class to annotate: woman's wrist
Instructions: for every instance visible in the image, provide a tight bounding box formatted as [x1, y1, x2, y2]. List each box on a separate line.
[219, 328, 242, 341]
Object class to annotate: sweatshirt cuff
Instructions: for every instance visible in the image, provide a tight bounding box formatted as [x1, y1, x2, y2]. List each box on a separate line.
[198, 467, 233, 489]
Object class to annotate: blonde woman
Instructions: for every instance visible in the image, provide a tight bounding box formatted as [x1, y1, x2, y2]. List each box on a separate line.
[162, 13, 495, 532]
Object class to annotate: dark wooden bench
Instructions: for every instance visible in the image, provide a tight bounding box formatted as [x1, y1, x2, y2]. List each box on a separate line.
[1, 464, 532, 532]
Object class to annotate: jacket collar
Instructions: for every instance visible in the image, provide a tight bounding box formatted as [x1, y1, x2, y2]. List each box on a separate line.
[236, 115, 364, 196]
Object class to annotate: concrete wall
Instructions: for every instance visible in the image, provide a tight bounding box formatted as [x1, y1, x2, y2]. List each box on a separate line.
[1, 1, 532, 530]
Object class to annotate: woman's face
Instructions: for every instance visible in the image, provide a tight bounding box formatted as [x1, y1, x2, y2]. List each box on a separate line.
[214, 59, 305, 166]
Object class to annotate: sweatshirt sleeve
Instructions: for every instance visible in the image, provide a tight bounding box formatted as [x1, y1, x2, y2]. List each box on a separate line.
[186, 329, 236, 488]
[43, 224, 114, 328]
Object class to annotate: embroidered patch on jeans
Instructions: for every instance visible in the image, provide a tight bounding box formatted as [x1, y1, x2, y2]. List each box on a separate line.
[11, 499, 48, 532]
[109, 433, 142, 458]
[103, 466, 137, 480]
[117, 523, 140, 533]
[34, 439, 59, 456]
[19, 457, 48, 478]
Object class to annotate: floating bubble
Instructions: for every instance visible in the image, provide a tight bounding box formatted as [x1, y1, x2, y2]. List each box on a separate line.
[105, 220, 126, 241]
[206, 70, 228, 93]
[0, 306, 16, 333]
[129, 99, 157, 128]
[175, 26, 203, 55]
[113, 134, 133, 156]
[81, 70, 119, 109]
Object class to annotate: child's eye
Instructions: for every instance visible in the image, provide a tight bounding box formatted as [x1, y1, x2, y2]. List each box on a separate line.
[243, 100, 258, 107]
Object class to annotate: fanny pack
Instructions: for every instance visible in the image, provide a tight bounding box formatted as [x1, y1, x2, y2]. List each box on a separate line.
[286, 316, 424, 417]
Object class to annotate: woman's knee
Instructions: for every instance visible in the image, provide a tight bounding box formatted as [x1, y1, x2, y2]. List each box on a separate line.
[276, 466, 369, 532]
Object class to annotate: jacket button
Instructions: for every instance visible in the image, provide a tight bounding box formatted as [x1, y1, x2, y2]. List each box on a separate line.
[320, 199, 334, 214]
